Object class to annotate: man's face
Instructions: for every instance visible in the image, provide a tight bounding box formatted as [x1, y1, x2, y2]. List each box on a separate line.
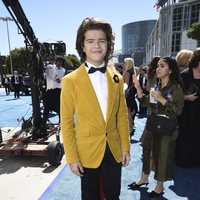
[56, 60, 63, 68]
[83, 29, 108, 66]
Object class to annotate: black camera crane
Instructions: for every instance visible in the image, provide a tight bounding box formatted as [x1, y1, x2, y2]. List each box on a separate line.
[2, 0, 65, 138]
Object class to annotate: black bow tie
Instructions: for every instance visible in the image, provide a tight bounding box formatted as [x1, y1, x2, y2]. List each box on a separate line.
[88, 66, 106, 74]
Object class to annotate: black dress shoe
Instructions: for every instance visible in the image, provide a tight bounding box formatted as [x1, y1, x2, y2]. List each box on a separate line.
[149, 190, 164, 198]
[128, 181, 148, 189]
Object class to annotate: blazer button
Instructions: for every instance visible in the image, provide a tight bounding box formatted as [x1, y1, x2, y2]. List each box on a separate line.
[106, 133, 108, 136]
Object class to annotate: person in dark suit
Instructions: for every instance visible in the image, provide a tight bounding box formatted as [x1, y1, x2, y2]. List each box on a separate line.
[11, 70, 22, 99]
[2, 74, 11, 95]
[61, 17, 130, 200]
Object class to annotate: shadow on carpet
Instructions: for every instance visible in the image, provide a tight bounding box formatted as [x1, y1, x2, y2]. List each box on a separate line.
[38, 116, 200, 200]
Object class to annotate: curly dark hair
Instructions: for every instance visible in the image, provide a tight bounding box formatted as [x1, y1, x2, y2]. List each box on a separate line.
[76, 17, 115, 64]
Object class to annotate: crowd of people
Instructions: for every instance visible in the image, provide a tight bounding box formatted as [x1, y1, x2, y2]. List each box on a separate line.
[1, 16, 200, 199]
[1, 56, 66, 125]
[2, 70, 23, 98]
[1, 70, 34, 98]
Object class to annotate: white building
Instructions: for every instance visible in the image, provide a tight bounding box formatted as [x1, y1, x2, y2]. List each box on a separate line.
[145, 0, 200, 63]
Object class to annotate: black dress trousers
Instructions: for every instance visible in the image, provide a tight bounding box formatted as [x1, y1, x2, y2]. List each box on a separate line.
[81, 143, 122, 200]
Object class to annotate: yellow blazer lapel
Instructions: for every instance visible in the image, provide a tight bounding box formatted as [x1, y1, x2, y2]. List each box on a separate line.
[106, 68, 118, 123]
[77, 64, 105, 121]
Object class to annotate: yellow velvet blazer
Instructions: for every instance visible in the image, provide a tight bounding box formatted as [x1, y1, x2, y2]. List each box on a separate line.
[61, 64, 130, 168]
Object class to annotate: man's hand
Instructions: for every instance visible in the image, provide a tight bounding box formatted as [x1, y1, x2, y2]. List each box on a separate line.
[122, 151, 131, 167]
[69, 161, 84, 177]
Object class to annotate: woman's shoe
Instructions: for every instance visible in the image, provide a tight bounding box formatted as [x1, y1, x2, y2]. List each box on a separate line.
[128, 181, 148, 189]
[149, 190, 164, 198]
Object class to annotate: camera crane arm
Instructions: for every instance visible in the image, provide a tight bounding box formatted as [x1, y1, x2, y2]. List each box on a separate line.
[2, 0, 36, 46]
[2, 0, 46, 137]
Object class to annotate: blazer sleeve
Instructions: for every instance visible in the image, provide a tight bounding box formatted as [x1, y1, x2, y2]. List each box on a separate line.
[116, 77, 130, 152]
[61, 75, 79, 164]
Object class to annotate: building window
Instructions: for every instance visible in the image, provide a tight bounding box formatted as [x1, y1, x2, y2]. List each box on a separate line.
[173, 7, 183, 31]
[191, 3, 200, 24]
[171, 33, 181, 54]
[183, 4, 190, 29]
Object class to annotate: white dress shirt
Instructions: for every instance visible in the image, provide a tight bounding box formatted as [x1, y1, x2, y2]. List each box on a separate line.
[53, 66, 66, 89]
[45, 64, 65, 90]
[45, 64, 54, 90]
[85, 61, 107, 121]
[14, 75, 19, 84]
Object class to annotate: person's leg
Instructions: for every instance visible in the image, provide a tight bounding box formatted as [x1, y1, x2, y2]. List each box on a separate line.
[141, 130, 153, 176]
[14, 86, 17, 98]
[8, 84, 10, 94]
[43, 90, 52, 123]
[53, 88, 61, 123]
[5, 86, 8, 95]
[148, 181, 164, 197]
[154, 181, 164, 193]
[81, 167, 100, 200]
[101, 144, 121, 200]
[15, 85, 20, 98]
[6, 85, 10, 94]
[136, 171, 149, 184]
[128, 111, 132, 130]
[152, 135, 172, 194]
[127, 108, 134, 139]
[129, 130, 152, 187]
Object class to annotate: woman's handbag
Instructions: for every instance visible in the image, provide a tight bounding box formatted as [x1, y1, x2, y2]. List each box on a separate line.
[146, 114, 176, 136]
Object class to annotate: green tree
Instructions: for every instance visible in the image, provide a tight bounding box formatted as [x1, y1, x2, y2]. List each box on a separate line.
[6, 47, 30, 74]
[65, 54, 81, 70]
[5, 47, 81, 74]
[187, 22, 200, 46]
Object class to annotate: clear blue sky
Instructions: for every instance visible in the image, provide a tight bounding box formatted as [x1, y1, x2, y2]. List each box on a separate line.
[0, 0, 159, 56]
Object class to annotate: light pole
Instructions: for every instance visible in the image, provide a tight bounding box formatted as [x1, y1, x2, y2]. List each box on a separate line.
[0, 17, 14, 74]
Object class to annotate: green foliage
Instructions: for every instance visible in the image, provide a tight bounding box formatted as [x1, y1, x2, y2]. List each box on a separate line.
[6, 47, 30, 73]
[65, 54, 81, 70]
[187, 22, 200, 42]
[4, 46, 81, 74]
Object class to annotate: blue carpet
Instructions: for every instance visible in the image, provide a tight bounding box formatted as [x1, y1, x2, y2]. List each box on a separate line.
[0, 89, 58, 128]
[1, 89, 199, 200]
[38, 115, 200, 200]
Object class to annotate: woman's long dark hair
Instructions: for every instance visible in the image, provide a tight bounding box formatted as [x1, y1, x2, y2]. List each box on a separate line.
[162, 56, 184, 88]
[147, 56, 160, 80]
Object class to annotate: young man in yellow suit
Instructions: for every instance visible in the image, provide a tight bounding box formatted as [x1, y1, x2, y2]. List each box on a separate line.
[61, 17, 130, 200]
